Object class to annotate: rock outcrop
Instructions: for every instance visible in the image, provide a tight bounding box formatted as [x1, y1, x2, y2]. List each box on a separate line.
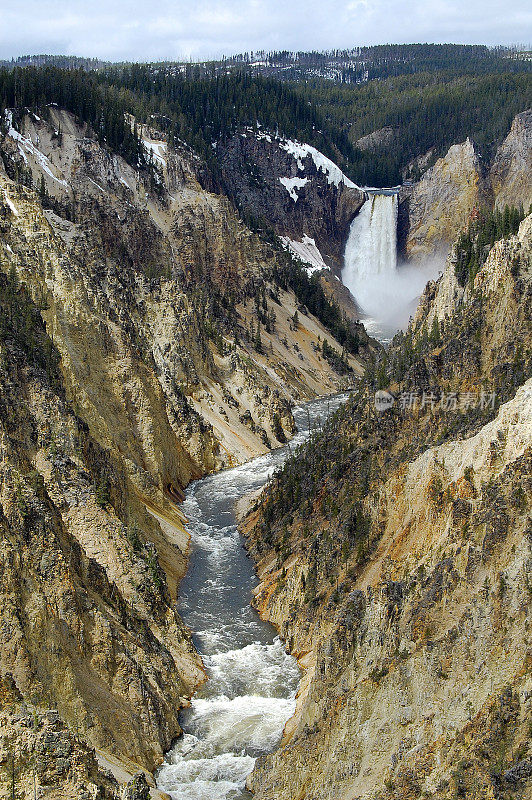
[217, 130, 365, 274]
[243, 217, 532, 799]
[401, 139, 488, 261]
[491, 110, 532, 212]
[0, 676, 121, 800]
[357, 126, 396, 153]
[400, 110, 531, 262]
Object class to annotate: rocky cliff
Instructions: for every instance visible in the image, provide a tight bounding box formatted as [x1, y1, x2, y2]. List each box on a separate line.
[243, 216, 532, 799]
[400, 139, 488, 261]
[399, 110, 531, 262]
[217, 129, 365, 275]
[0, 256, 203, 794]
[0, 106, 376, 796]
[0, 674, 123, 800]
[491, 110, 532, 212]
[1, 108, 372, 472]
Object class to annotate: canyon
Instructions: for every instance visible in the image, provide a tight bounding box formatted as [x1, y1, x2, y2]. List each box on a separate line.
[0, 83, 530, 800]
[0, 106, 373, 798]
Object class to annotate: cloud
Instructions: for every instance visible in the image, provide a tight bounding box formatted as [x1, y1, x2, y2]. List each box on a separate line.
[0, 0, 529, 61]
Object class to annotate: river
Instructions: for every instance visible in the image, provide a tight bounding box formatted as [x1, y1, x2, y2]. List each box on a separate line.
[156, 392, 350, 800]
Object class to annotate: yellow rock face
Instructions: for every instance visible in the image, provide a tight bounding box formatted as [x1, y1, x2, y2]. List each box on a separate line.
[243, 219, 532, 800]
[0, 108, 371, 790]
[491, 111, 532, 212]
[406, 139, 487, 261]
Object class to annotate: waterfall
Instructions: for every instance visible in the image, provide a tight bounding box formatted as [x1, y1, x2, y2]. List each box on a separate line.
[341, 192, 398, 319]
[341, 191, 441, 341]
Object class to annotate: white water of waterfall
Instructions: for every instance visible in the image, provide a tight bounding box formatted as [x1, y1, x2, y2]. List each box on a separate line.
[342, 192, 438, 341]
[342, 192, 398, 331]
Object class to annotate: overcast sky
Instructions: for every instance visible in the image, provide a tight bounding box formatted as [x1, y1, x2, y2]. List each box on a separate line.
[1, 0, 530, 62]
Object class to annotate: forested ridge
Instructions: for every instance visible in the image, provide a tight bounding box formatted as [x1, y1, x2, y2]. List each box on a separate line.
[296, 71, 532, 184]
[0, 65, 353, 176]
[228, 43, 531, 84]
[1, 48, 530, 187]
[4, 43, 528, 82]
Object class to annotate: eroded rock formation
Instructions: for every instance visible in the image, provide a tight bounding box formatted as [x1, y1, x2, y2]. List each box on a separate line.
[0, 106, 376, 795]
[400, 110, 531, 262]
[243, 217, 532, 799]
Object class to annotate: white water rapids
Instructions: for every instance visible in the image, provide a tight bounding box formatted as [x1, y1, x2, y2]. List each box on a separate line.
[157, 393, 349, 800]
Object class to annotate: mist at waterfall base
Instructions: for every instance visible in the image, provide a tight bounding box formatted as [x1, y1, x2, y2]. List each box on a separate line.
[342, 193, 442, 340]
[157, 394, 348, 800]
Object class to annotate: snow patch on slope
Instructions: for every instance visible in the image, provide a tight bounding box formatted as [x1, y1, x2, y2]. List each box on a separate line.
[3, 189, 19, 216]
[143, 139, 167, 166]
[87, 177, 106, 193]
[279, 176, 308, 201]
[5, 111, 68, 188]
[281, 235, 328, 273]
[279, 138, 358, 189]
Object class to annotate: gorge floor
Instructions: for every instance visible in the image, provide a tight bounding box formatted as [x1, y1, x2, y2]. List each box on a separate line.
[156, 393, 350, 800]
